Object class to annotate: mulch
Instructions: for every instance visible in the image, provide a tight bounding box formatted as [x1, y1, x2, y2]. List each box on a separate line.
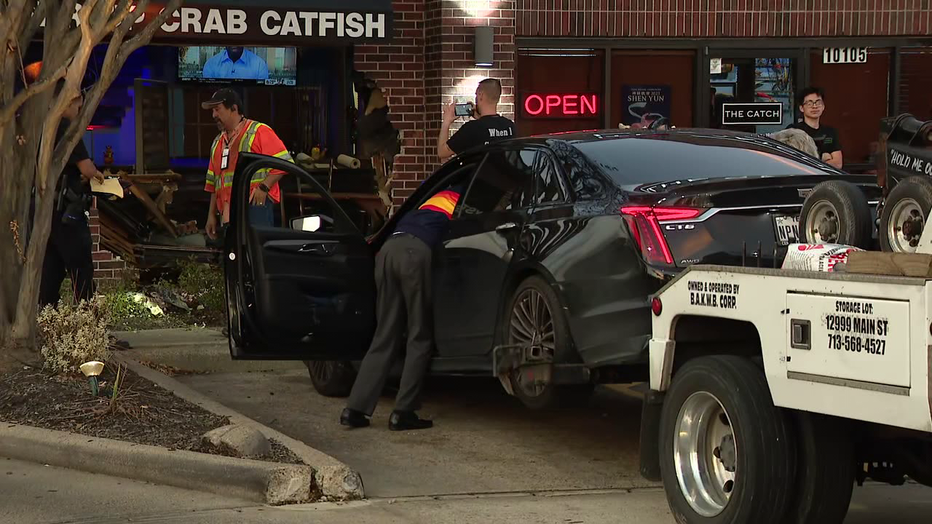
[0, 365, 303, 465]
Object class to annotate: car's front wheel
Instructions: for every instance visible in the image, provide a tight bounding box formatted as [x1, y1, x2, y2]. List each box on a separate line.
[304, 360, 357, 397]
[505, 276, 593, 410]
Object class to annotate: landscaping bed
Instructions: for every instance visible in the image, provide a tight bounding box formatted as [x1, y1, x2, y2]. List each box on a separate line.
[0, 365, 302, 465]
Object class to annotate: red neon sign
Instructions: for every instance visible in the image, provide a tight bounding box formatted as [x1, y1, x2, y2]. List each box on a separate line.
[522, 93, 599, 118]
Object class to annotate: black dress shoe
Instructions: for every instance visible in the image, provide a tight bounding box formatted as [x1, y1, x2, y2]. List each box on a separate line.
[340, 408, 370, 428]
[389, 411, 433, 431]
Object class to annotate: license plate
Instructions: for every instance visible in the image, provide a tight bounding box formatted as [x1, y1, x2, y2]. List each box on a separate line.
[774, 215, 800, 245]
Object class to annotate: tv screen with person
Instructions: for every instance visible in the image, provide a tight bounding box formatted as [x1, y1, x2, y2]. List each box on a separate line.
[178, 46, 297, 86]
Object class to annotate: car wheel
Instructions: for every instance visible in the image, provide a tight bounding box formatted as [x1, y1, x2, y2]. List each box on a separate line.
[304, 360, 357, 398]
[659, 356, 795, 524]
[505, 276, 593, 410]
[799, 180, 872, 248]
[880, 177, 932, 253]
[788, 412, 855, 524]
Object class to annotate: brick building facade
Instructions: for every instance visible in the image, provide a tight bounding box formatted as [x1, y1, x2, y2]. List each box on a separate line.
[89, 1, 932, 279]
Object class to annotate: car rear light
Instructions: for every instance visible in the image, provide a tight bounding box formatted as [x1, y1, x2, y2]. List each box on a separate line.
[651, 297, 663, 316]
[620, 206, 704, 266]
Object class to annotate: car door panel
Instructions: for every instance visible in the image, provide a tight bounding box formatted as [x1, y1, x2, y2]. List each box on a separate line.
[226, 153, 375, 361]
[433, 148, 537, 358]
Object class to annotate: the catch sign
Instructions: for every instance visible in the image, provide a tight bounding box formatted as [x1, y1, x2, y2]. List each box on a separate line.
[521, 93, 599, 119]
[722, 102, 783, 126]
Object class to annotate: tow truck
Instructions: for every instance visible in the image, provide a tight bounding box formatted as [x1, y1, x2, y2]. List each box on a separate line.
[639, 116, 932, 524]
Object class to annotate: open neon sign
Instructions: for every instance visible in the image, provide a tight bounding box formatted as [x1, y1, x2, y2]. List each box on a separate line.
[522, 93, 599, 118]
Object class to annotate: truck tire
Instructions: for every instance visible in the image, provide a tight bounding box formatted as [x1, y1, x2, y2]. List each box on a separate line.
[504, 276, 593, 410]
[659, 356, 796, 524]
[800, 180, 872, 248]
[788, 412, 855, 524]
[880, 177, 932, 253]
[304, 360, 357, 397]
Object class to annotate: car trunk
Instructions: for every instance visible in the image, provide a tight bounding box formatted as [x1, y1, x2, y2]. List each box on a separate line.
[637, 174, 880, 269]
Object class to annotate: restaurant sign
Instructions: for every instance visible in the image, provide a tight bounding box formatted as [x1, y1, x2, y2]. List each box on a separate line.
[53, 1, 394, 44]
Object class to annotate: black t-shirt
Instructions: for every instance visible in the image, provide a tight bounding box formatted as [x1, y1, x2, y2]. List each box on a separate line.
[787, 121, 842, 158]
[56, 119, 91, 197]
[447, 115, 516, 154]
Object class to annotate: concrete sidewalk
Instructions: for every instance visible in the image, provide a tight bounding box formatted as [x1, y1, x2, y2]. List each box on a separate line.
[113, 327, 303, 373]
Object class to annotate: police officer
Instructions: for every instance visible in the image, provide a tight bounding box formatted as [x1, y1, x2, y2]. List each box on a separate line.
[39, 91, 105, 307]
[437, 78, 516, 161]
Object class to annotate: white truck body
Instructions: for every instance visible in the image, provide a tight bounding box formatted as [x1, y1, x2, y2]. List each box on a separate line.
[650, 265, 932, 434]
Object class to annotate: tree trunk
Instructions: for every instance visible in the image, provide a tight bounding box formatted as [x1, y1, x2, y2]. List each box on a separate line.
[0, 0, 183, 364]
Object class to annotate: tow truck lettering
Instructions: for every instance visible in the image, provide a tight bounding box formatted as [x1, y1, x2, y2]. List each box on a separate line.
[825, 301, 889, 355]
[687, 280, 739, 309]
[835, 300, 874, 315]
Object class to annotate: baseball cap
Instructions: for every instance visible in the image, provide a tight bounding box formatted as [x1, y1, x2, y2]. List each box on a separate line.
[201, 88, 243, 110]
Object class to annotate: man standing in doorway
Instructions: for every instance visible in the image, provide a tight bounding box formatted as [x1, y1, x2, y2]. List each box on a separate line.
[202, 88, 294, 239]
[437, 78, 516, 162]
[787, 87, 843, 169]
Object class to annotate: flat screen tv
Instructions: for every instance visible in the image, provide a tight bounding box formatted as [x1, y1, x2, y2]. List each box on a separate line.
[178, 46, 297, 86]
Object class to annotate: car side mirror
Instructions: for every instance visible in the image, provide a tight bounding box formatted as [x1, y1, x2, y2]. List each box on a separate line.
[291, 214, 335, 232]
[291, 215, 322, 232]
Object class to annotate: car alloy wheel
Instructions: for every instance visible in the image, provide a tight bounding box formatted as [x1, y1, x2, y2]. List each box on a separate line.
[509, 287, 556, 399]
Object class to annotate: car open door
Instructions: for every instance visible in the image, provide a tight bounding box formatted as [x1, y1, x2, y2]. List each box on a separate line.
[224, 153, 375, 360]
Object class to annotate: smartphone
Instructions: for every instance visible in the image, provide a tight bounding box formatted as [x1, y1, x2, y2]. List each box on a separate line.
[454, 103, 474, 117]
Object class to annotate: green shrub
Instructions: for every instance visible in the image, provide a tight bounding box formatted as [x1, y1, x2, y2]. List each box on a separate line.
[38, 295, 111, 374]
[177, 259, 224, 312]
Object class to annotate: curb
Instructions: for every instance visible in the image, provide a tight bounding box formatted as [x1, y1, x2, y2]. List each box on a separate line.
[0, 423, 314, 505]
[114, 354, 365, 501]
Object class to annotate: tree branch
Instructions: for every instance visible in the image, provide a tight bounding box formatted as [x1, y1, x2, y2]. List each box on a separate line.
[16, 0, 43, 54]
[121, 0, 182, 57]
[0, 62, 69, 125]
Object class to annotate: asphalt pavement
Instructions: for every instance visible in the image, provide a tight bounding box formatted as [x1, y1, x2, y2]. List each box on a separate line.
[7, 327, 926, 523]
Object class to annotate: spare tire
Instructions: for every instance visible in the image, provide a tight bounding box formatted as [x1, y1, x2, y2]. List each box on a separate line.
[879, 177, 932, 253]
[799, 180, 872, 249]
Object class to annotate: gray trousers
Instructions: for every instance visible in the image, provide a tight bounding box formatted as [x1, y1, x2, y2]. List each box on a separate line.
[347, 234, 434, 415]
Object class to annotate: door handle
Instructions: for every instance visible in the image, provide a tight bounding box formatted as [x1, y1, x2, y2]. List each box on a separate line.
[495, 222, 518, 233]
[298, 243, 334, 255]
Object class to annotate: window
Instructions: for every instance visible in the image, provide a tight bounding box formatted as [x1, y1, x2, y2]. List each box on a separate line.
[574, 133, 830, 189]
[459, 149, 536, 216]
[535, 155, 568, 205]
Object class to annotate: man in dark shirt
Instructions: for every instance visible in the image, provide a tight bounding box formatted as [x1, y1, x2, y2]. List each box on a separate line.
[787, 87, 843, 169]
[39, 92, 105, 307]
[437, 78, 516, 161]
[341, 183, 465, 431]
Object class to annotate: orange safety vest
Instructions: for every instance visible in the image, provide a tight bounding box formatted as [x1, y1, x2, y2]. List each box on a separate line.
[204, 119, 293, 222]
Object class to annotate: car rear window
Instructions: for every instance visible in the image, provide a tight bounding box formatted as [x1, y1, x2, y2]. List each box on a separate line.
[573, 134, 830, 188]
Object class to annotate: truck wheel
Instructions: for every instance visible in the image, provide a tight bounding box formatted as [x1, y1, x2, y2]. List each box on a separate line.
[788, 412, 855, 524]
[505, 276, 592, 410]
[304, 360, 357, 397]
[880, 177, 932, 253]
[800, 180, 872, 248]
[659, 356, 795, 524]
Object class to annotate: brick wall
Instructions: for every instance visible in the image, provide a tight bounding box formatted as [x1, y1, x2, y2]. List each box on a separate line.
[356, 0, 517, 206]
[516, 0, 932, 37]
[88, 203, 127, 282]
[355, 0, 430, 206]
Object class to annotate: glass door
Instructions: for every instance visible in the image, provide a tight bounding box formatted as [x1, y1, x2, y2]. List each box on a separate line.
[706, 50, 803, 134]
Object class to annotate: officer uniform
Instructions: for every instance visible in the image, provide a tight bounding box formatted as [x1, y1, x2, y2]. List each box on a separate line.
[39, 119, 95, 307]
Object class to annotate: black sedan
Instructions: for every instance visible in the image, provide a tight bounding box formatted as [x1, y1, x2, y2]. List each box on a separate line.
[223, 129, 880, 410]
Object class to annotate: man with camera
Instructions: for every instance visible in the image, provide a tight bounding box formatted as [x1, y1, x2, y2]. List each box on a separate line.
[437, 78, 515, 162]
[39, 91, 105, 307]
